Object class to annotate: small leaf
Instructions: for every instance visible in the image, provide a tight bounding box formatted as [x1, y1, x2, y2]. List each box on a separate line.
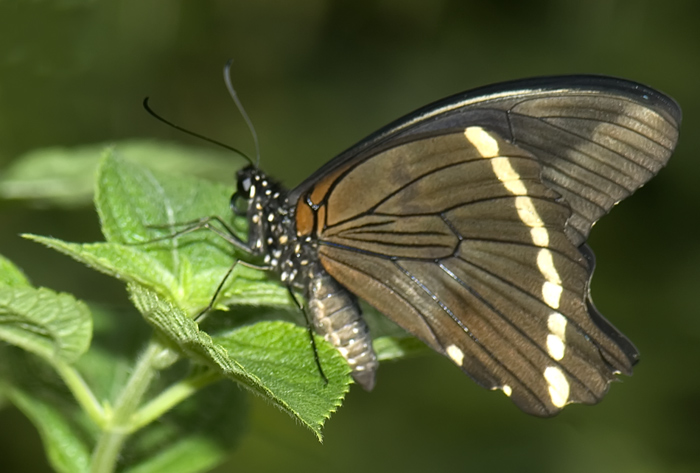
[0, 284, 92, 363]
[130, 285, 351, 440]
[0, 140, 245, 207]
[92, 151, 292, 314]
[374, 336, 427, 361]
[25, 235, 289, 316]
[6, 386, 92, 473]
[0, 347, 93, 473]
[0, 254, 31, 287]
[122, 380, 247, 473]
[95, 148, 241, 245]
[214, 321, 352, 437]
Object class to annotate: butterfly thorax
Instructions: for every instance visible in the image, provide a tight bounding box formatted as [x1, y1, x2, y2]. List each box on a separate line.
[235, 166, 318, 289]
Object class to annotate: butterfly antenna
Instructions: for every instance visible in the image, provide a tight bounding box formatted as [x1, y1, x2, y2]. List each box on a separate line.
[224, 59, 261, 167]
[142, 97, 255, 166]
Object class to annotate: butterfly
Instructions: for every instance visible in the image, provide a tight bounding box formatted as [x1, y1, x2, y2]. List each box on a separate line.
[220, 75, 681, 416]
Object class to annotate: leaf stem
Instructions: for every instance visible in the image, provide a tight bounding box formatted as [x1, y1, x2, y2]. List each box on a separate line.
[52, 360, 106, 427]
[129, 369, 222, 433]
[89, 337, 166, 473]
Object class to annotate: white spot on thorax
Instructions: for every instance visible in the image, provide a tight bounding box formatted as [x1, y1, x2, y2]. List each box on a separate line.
[544, 366, 570, 408]
[446, 344, 465, 366]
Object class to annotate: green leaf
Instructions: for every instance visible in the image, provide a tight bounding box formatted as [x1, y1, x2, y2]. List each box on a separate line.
[6, 386, 92, 473]
[213, 322, 351, 437]
[0, 140, 245, 207]
[24, 236, 289, 317]
[0, 254, 31, 287]
[0, 346, 93, 473]
[96, 151, 290, 314]
[0, 284, 92, 363]
[95, 147, 240, 246]
[130, 285, 351, 440]
[374, 336, 427, 361]
[122, 380, 247, 473]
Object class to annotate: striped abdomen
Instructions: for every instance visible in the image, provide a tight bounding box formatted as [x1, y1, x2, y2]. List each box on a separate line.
[306, 264, 378, 390]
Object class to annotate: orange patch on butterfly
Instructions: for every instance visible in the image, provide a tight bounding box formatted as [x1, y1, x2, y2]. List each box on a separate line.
[295, 201, 315, 237]
[297, 162, 355, 237]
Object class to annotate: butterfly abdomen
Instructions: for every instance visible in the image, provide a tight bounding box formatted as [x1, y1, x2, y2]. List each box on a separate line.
[306, 262, 378, 390]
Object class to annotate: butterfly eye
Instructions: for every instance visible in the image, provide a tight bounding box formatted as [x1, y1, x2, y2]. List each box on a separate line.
[237, 175, 254, 198]
[230, 191, 248, 216]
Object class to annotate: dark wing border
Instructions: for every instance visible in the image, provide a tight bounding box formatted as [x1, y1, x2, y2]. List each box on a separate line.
[289, 75, 681, 203]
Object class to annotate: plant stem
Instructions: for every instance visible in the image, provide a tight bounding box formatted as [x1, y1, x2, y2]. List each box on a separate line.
[52, 360, 106, 427]
[89, 337, 165, 473]
[129, 369, 222, 433]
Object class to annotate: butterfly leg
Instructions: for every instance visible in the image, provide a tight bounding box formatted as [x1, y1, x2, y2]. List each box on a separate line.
[141, 216, 250, 252]
[286, 286, 329, 386]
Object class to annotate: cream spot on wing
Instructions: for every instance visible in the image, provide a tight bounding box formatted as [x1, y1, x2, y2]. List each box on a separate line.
[537, 249, 563, 309]
[514, 196, 542, 222]
[491, 157, 527, 195]
[544, 366, 570, 408]
[546, 312, 567, 360]
[547, 312, 567, 339]
[514, 196, 550, 247]
[446, 344, 464, 366]
[542, 281, 563, 310]
[546, 334, 566, 361]
[464, 126, 500, 157]
[502, 385, 513, 397]
[530, 227, 549, 247]
[467, 125, 565, 317]
[537, 249, 561, 284]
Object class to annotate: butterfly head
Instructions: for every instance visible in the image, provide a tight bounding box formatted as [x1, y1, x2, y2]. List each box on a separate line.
[232, 166, 295, 260]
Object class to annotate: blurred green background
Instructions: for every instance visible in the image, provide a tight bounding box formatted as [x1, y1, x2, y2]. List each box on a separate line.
[1, 1, 698, 472]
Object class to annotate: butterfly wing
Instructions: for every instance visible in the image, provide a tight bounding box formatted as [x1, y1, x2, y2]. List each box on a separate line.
[291, 75, 681, 246]
[291, 76, 681, 416]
